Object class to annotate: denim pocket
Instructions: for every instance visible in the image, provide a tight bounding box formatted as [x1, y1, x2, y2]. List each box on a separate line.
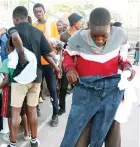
[72, 85, 89, 105]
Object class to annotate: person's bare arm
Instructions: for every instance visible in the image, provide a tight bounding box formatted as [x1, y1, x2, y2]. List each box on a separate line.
[43, 54, 60, 73]
[0, 28, 6, 37]
[11, 32, 27, 65]
[0, 74, 9, 89]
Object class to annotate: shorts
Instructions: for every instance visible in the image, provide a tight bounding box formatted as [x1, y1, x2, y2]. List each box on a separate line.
[1, 86, 27, 118]
[11, 83, 41, 107]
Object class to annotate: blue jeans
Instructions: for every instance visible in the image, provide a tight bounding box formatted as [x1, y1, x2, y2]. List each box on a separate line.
[42, 65, 59, 115]
[60, 75, 124, 147]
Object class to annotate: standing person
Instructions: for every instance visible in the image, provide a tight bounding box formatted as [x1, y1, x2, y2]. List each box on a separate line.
[57, 20, 64, 35]
[7, 6, 60, 147]
[2, 39, 31, 142]
[134, 41, 140, 65]
[58, 13, 83, 115]
[60, 8, 135, 147]
[33, 3, 60, 127]
[63, 23, 68, 32]
[28, 16, 32, 25]
[104, 21, 131, 147]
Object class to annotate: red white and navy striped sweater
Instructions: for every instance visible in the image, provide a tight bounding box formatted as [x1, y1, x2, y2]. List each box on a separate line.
[63, 27, 131, 77]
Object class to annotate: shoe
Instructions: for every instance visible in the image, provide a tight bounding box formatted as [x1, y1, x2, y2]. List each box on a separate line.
[30, 139, 40, 147]
[37, 110, 41, 117]
[39, 97, 43, 103]
[58, 109, 66, 116]
[51, 115, 58, 127]
[3, 133, 10, 142]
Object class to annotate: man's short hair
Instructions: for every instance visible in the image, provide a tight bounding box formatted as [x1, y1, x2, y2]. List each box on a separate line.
[33, 3, 45, 12]
[113, 22, 122, 27]
[57, 20, 63, 24]
[13, 6, 28, 19]
[28, 16, 32, 24]
[89, 8, 111, 26]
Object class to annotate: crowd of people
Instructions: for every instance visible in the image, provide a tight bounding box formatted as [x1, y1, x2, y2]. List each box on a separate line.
[0, 2, 139, 147]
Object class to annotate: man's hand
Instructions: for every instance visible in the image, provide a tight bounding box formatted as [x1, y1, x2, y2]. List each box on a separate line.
[0, 28, 6, 37]
[123, 65, 135, 81]
[55, 66, 62, 79]
[66, 69, 79, 84]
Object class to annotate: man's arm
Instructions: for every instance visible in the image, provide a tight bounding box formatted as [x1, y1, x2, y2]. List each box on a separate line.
[118, 55, 135, 81]
[40, 34, 60, 73]
[118, 54, 131, 70]
[0, 73, 9, 89]
[63, 50, 75, 72]
[0, 28, 6, 37]
[43, 54, 59, 72]
[9, 29, 27, 65]
[63, 50, 79, 84]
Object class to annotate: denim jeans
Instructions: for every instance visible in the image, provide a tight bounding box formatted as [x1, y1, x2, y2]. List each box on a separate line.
[60, 75, 124, 147]
[42, 65, 59, 115]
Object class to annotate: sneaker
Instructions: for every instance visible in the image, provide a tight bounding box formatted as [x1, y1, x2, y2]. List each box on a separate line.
[3, 133, 10, 142]
[58, 109, 66, 116]
[30, 139, 40, 147]
[37, 110, 41, 117]
[39, 97, 43, 103]
[50, 115, 58, 127]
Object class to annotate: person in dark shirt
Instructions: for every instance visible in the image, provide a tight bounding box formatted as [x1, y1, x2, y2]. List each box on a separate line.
[58, 13, 83, 115]
[7, 6, 60, 147]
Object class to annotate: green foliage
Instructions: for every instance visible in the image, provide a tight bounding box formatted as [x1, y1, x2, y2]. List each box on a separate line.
[52, 2, 95, 18]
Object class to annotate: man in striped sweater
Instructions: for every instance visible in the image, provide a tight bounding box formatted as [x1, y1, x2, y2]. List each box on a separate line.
[60, 8, 135, 147]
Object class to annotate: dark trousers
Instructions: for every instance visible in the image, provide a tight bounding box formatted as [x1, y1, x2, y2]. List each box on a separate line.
[41, 65, 59, 115]
[59, 71, 69, 111]
[105, 120, 121, 147]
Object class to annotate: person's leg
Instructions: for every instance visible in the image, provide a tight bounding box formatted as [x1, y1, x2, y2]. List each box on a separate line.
[75, 120, 92, 147]
[26, 83, 40, 147]
[21, 102, 31, 141]
[36, 76, 44, 117]
[42, 65, 59, 127]
[21, 114, 28, 136]
[9, 83, 28, 147]
[89, 88, 123, 147]
[105, 120, 121, 147]
[60, 86, 99, 147]
[2, 86, 11, 142]
[59, 71, 69, 115]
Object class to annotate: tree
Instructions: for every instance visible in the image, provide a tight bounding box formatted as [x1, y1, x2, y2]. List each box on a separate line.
[52, 2, 95, 18]
[111, 11, 122, 22]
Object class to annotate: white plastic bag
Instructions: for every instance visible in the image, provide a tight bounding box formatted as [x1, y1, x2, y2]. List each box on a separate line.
[0, 118, 9, 134]
[115, 67, 139, 123]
